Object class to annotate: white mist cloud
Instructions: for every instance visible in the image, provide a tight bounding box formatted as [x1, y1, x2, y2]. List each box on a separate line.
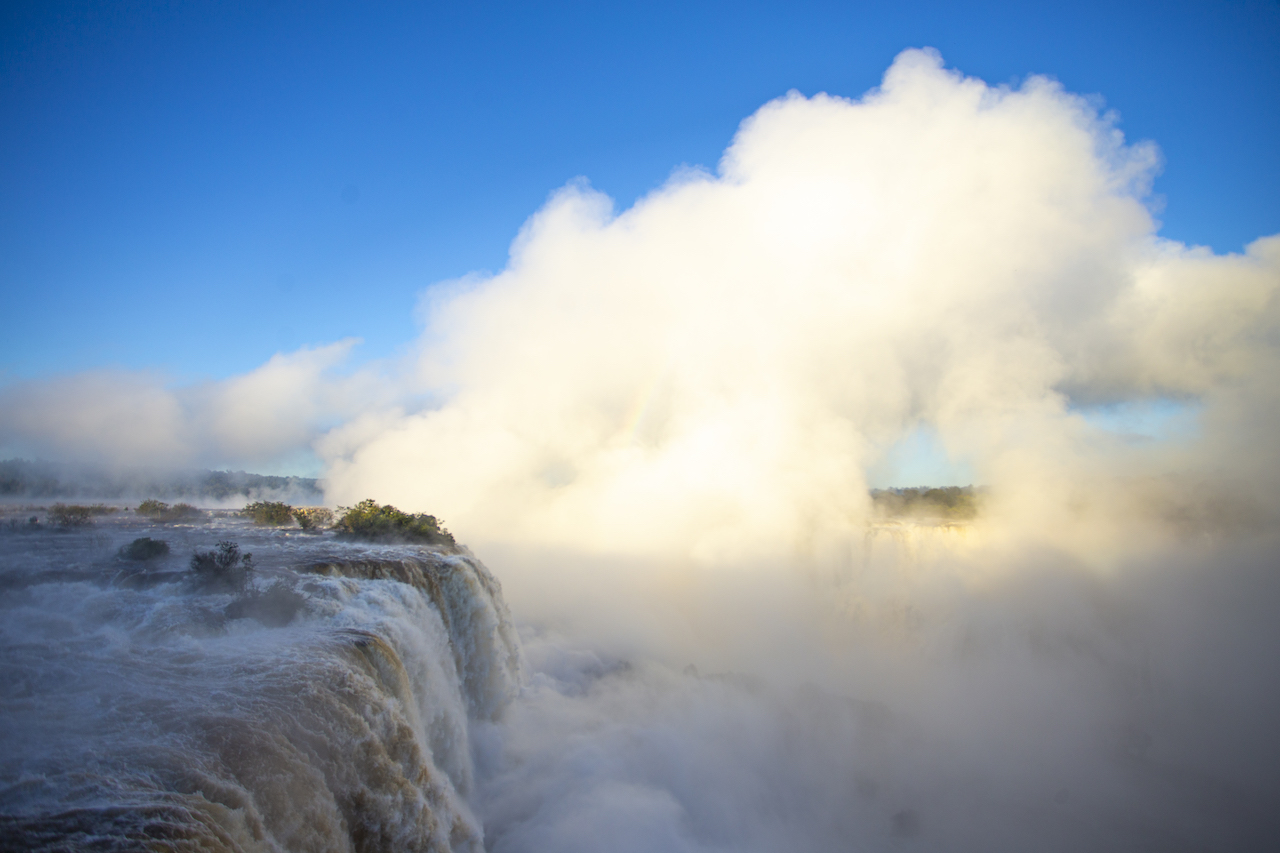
[316, 51, 1279, 850]
[0, 338, 385, 472]
[322, 48, 1279, 558]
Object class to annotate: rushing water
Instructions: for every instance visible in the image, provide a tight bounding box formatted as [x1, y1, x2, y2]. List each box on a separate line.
[0, 511, 520, 852]
[3, 510, 1279, 852]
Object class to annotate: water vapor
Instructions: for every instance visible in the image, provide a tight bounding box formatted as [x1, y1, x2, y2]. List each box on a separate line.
[318, 49, 1280, 850]
[0, 339, 386, 473]
[323, 49, 1279, 557]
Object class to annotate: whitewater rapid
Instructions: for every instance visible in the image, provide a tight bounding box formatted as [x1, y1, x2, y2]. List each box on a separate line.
[3, 509, 1278, 852]
[0, 510, 520, 852]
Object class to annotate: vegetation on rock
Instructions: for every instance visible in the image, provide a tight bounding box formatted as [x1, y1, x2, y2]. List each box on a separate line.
[118, 537, 170, 561]
[43, 503, 115, 526]
[189, 540, 254, 593]
[333, 499, 455, 546]
[136, 500, 201, 522]
[243, 500, 295, 526]
[293, 506, 334, 531]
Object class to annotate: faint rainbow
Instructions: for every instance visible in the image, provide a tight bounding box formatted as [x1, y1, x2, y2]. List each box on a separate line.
[620, 364, 669, 443]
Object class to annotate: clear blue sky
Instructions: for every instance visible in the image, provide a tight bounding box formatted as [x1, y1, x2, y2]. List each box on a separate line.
[3, 0, 1278, 383]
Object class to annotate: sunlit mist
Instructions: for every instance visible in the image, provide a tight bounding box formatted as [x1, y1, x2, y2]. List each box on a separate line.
[3, 48, 1278, 853]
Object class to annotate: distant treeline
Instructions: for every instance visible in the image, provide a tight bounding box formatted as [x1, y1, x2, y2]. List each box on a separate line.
[0, 459, 324, 505]
[870, 485, 983, 520]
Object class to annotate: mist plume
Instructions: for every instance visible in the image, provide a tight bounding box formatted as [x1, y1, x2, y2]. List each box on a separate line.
[317, 50, 1280, 850]
[321, 48, 1279, 559]
[0, 339, 384, 473]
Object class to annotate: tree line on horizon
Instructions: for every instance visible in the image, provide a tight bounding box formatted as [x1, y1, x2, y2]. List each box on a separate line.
[870, 485, 983, 520]
[0, 458, 323, 503]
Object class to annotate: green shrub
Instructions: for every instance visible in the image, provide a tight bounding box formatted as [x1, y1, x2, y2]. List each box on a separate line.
[48, 503, 116, 525]
[118, 537, 171, 561]
[293, 506, 334, 531]
[333, 499, 456, 546]
[243, 500, 295, 526]
[49, 503, 93, 526]
[189, 540, 254, 593]
[136, 499, 168, 516]
[136, 500, 201, 522]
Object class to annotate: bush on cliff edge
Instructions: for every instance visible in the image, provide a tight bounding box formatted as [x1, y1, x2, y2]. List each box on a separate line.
[333, 499, 456, 547]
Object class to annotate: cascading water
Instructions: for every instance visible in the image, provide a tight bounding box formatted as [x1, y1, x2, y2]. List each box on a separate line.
[0, 510, 520, 852]
[3, 508, 1279, 852]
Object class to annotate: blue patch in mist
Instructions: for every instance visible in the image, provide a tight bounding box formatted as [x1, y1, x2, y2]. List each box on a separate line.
[867, 425, 976, 489]
[1073, 398, 1203, 442]
[231, 448, 326, 479]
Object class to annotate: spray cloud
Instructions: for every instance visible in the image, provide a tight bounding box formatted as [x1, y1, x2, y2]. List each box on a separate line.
[318, 49, 1280, 851]
[321, 49, 1278, 558]
[4, 48, 1278, 850]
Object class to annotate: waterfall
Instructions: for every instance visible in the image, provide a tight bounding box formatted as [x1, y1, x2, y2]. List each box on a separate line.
[0, 514, 521, 853]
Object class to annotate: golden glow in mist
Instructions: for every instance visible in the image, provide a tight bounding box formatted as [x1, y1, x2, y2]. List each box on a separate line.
[319, 49, 1279, 567]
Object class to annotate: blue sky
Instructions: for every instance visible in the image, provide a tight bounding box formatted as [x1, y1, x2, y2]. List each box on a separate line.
[3, 0, 1277, 385]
